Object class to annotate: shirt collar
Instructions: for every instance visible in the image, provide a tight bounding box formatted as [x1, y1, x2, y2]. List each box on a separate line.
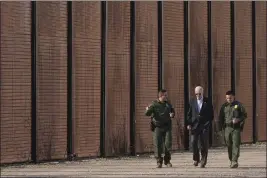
[197, 96, 203, 102]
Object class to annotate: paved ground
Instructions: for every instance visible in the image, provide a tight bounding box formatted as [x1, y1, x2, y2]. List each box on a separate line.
[1, 144, 266, 178]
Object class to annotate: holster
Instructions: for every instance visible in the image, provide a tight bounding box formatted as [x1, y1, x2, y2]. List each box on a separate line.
[225, 122, 241, 130]
[240, 121, 245, 132]
[150, 120, 156, 132]
[150, 118, 171, 132]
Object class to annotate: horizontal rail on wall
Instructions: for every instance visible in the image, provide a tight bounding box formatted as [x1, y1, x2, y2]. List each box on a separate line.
[183, 1, 189, 151]
[31, 1, 37, 163]
[100, 1, 107, 157]
[130, 1, 136, 156]
[252, 1, 257, 143]
[67, 1, 74, 160]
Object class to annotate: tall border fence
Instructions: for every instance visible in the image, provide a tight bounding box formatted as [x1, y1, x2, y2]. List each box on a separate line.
[0, 1, 266, 164]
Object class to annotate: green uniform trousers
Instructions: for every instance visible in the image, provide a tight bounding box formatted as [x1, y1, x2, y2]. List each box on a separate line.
[153, 127, 172, 163]
[224, 126, 241, 162]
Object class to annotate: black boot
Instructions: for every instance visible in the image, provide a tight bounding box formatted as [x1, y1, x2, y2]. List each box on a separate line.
[230, 161, 238, 168]
[156, 157, 163, 168]
[164, 152, 172, 167]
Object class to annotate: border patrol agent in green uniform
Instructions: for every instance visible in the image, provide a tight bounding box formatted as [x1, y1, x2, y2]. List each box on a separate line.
[218, 90, 247, 168]
[145, 89, 175, 168]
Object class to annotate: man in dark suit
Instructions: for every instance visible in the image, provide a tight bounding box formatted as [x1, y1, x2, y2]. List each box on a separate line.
[186, 86, 214, 168]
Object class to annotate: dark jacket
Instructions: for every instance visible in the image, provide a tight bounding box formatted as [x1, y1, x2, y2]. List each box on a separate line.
[187, 97, 214, 133]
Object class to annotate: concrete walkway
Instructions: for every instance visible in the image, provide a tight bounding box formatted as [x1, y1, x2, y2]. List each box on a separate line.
[1, 144, 266, 177]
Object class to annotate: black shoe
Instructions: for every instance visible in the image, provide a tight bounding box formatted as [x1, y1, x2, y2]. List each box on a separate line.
[200, 160, 206, 168]
[193, 161, 199, 167]
[164, 162, 172, 167]
[157, 162, 162, 168]
[156, 157, 163, 168]
[230, 161, 238, 168]
[164, 153, 171, 166]
[200, 162, 205, 168]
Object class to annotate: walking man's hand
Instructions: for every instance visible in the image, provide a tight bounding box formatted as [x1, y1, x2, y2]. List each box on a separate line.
[187, 125, 191, 130]
[232, 118, 240, 124]
[146, 104, 152, 111]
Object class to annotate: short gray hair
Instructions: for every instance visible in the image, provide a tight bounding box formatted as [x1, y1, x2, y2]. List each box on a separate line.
[195, 86, 204, 94]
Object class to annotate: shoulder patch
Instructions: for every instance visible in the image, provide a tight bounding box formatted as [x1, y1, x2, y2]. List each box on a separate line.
[232, 101, 242, 108]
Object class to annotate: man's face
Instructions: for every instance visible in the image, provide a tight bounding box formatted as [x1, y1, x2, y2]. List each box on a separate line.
[226, 94, 234, 104]
[195, 87, 203, 100]
[195, 92, 202, 100]
[159, 92, 168, 102]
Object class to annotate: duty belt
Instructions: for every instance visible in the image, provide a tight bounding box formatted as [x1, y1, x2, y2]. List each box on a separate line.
[225, 122, 240, 128]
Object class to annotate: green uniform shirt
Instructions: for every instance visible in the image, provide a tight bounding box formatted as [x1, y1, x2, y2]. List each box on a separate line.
[218, 101, 247, 130]
[224, 104, 236, 124]
[145, 100, 175, 127]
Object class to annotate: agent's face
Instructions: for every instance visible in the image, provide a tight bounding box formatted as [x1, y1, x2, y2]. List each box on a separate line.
[159, 92, 168, 102]
[226, 94, 235, 104]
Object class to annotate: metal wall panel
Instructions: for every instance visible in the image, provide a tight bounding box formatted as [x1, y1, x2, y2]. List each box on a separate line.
[255, 2, 267, 142]
[211, 2, 231, 146]
[36, 2, 68, 161]
[106, 1, 131, 156]
[0, 2, 32, 164]
[135, 2, 158, 153]
[188, 2, 208, 97]
[162, 2, 184, 150]
[235, 2, 253, 143]
[72, 2, 101, 157]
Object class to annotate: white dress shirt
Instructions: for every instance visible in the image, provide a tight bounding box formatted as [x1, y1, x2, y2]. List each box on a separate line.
[197, 97, 203, 112]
